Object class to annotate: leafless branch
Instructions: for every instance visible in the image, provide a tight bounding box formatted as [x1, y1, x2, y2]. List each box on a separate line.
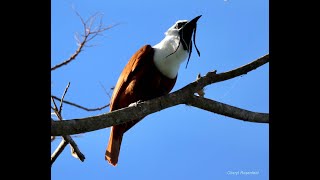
[99, 81, 112, 99]
[51, 98, 62, 120]
[66, 136, 85, 160]
[51, 86, 86, 165]
[52, 95, 109, 111]
[187, 95, 269, 123]
[51, 139, 68, 165]
[58, 82, 70, 114]
[51, 118, 85, 165]
[51, 54, 269, 136]
[51, 11, 117, 71]
[51, 81, 112, 112]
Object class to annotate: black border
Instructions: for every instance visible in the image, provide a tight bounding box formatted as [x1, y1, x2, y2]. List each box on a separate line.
[6, 0, 51, 179]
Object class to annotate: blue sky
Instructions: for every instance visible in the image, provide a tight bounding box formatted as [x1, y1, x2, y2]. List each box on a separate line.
[51, 0, 269, 179]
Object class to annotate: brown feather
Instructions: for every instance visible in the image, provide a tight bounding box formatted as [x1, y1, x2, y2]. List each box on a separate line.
[106, 45, 177, 166]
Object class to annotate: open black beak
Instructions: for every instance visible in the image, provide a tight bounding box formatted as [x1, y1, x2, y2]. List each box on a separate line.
[179, 15, 201, 68]
[185, 15, 202, 30]
[179, 15, 202, 52]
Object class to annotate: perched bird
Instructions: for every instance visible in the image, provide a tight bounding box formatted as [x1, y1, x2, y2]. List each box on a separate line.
[106, 15, 202, 166]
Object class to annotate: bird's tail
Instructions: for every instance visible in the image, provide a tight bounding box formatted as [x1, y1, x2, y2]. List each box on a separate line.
[105, 119, 142, 166]
[105, 126, 123, 166]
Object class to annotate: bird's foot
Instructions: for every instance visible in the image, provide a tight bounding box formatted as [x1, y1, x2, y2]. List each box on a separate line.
[128, 100, 142, 107]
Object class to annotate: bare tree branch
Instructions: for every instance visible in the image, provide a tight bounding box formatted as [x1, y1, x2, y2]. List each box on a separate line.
[51, 116, 85, 164]
[51, 81, 113, 112]
[99, 81, 113, 99]
[62, 134, 85, 161]
[51, 136, 86, 165]
[51, 85, 86, 165]
[51, 97, 62, 120]
[51, 12, 117, 71]
[51, 54, 269, 136]
[51, 139, 68, 165]
[58, 82, 70, 114]
[187, 95, 269, 123]
[52, 95, 109, 111]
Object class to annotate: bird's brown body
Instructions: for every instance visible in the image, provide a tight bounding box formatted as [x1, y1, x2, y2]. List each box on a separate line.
[105, 45, 177, 166]
[105, 15, 201, 166]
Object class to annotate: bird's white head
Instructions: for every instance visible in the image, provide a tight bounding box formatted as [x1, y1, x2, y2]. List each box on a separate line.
[165, 20, 188, 36]
[153, 15, 202, 79]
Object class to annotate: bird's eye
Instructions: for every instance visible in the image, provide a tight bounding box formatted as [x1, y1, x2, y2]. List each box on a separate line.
[175, 22, 186, 29]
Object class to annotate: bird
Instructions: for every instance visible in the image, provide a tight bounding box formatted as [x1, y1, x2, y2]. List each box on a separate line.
[105, 15, 202, 166]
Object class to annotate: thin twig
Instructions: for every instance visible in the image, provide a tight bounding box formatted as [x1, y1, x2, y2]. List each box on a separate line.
[51, 11, 117, 71]
[64, 136, 85, 161]
[59, 82, 71, 114]
[51, 85, 86, 165]
[51, 34, 88, 71]
[51, 97, 58, 112]
[52, 95, 109, 111]
[51, 97, 62, 120]
[51, 139, 68, 166]
[99, 81, 112, 99]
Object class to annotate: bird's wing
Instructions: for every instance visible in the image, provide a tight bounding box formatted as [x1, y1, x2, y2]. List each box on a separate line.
[109, 45, 153, 111]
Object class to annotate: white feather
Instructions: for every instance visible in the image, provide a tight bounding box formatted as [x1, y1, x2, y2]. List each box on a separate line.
[152, 20, 189, 79]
